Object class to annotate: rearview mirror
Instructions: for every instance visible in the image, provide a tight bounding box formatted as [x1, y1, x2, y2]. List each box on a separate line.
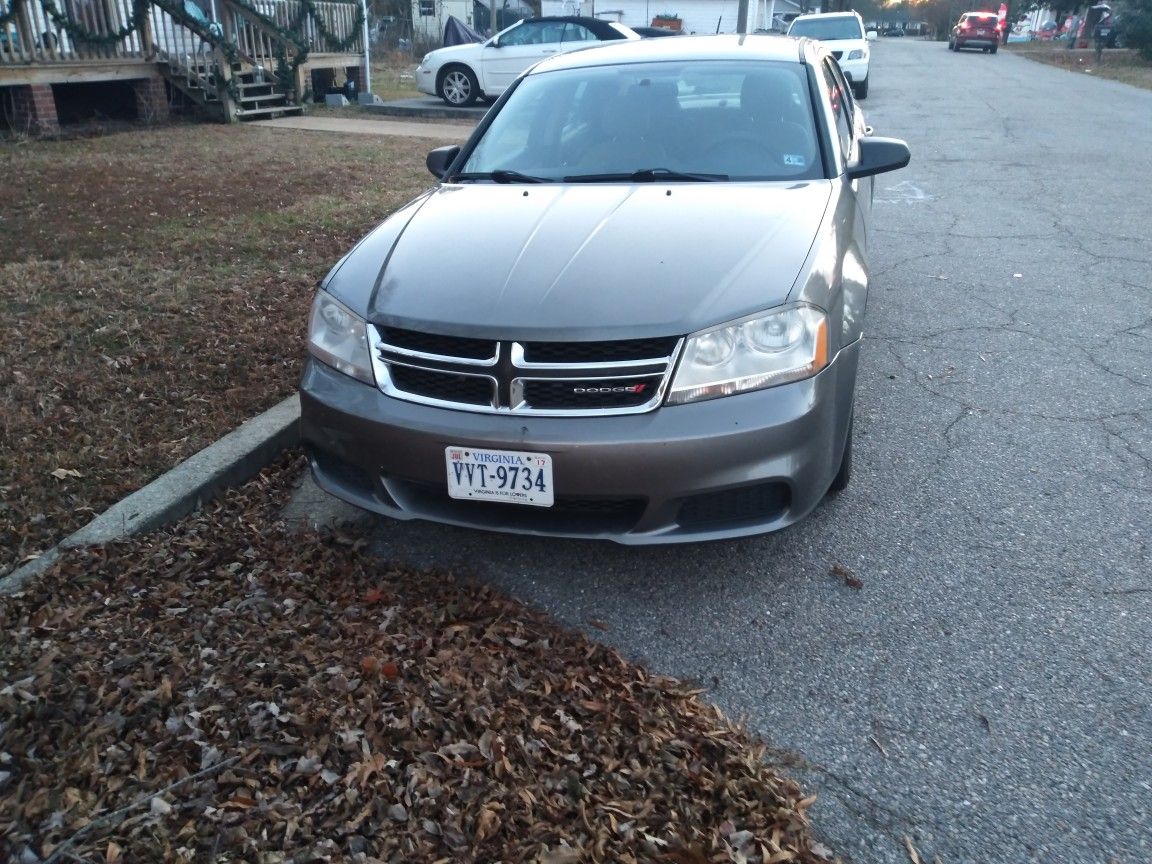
[847, 137, 911, 180]
[426, 145, 461, 179]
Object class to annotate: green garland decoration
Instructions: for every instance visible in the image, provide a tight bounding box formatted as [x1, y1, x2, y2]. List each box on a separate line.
[296, 0, 363, 52]
[226, 0, 363, 95]
[38, 0, 150, 45]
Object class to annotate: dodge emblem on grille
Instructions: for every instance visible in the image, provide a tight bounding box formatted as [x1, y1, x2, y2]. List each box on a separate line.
[573, 384, 647, 394]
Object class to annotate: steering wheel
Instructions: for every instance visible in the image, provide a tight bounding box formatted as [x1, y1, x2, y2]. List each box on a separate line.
[701, 135, 780, 172]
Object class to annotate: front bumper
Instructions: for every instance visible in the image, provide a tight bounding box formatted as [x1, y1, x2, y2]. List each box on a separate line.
[416, 65, 436, 97]
[299, 341, 859, 544]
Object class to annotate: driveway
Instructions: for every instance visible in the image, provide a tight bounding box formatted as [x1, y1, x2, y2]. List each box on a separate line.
[349, 40, 1151, 863]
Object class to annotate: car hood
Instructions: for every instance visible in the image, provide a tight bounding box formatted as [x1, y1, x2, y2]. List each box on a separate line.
[353, 182, 832, 341]
[424, 42, 483, 64]
[807, 37, 867, 50]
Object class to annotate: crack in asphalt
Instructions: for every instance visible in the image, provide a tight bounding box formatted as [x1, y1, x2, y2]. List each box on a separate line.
[765, 748, 926, 845]
[877, 339, 1146, 427]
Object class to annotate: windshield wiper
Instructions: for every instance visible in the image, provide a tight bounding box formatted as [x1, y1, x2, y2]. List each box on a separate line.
[453, 170, 552, 184]
[563, 168, 729, 183]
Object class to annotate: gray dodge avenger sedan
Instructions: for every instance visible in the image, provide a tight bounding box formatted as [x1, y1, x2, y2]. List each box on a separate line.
[300, 34, 910, 544]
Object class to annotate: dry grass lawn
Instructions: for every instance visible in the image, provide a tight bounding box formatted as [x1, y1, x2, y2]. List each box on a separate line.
[0, 123, 434, 577]
[1008, 42, 1152, 90]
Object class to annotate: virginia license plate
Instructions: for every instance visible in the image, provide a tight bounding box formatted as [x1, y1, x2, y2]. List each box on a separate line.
[445, 447, 554, 507]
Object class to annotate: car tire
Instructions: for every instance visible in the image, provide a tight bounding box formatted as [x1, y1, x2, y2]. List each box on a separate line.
[828, 415, 854, 495]
[438, 65, 479, 107]
[990, 44, 998, 53]
[853, 76, 869, 100]
[948, 38, 954, 49]
[956, 40, 965, 50]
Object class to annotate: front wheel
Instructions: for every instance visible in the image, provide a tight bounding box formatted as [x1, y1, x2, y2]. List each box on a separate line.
[438, 65, 479, 107]
[853, 76, 869, 100]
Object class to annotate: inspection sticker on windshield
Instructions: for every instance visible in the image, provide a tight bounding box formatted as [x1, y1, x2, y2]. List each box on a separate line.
[446, 447, 554, 507]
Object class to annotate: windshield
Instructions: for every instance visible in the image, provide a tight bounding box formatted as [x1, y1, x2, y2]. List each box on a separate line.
[458, 61, 822, 183]
[788, 17, 864, 40]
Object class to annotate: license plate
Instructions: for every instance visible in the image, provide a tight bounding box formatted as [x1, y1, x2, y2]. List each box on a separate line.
[445, 447, 554, 507]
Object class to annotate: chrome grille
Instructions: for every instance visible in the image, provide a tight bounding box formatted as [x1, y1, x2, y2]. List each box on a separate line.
[378, 327, 497, 361]
[522, 337, 680, 364]
[389, 363, 495, 407]
[369, 327, 682, 416]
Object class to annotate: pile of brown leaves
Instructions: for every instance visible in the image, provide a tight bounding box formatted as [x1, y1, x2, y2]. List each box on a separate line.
[0, 455, 833, 863]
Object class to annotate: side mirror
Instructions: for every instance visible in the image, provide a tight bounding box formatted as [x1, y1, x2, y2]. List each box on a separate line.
[426, 145, 461, 179]
[866, 30, 878, 41]
[847, 137, 911, 180]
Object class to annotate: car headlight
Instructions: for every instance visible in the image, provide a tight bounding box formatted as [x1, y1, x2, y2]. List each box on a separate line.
[847, 48, 865, 59]
[307, 290, 375, 385]
[666, 305, 829, 405]
[419, 53, 432, 67]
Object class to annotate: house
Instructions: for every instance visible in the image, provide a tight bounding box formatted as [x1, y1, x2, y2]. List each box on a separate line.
[409, 0, 534, 44]
[1, 0, 364, 134]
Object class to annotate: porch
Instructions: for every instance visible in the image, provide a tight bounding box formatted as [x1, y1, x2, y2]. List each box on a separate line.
[1, 0, 365, 132]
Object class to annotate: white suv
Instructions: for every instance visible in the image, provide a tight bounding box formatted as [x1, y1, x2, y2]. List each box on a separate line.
[787, 11, 874, 99]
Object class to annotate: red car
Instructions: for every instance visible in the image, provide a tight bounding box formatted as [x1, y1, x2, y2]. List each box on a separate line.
[948, 11, 1001, 53]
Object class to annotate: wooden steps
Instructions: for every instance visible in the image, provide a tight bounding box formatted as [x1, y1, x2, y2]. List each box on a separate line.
[158, 61, 302, 121]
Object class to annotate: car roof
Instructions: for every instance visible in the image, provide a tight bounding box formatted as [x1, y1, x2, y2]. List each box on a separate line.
[528, 33, 813, 75]
[791, 11, 862, 20]
[521, 16, 617, 24]
[511, 16, 632, 37]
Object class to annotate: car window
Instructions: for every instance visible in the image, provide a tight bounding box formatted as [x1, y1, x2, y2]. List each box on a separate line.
[820, 58, 854, 165]
[538, 22, 570, 43]
[560, 23, 599, 42]
[499, 21, 546, 46]
[461, 60, 822, 182]
[789, 17, 863, 40]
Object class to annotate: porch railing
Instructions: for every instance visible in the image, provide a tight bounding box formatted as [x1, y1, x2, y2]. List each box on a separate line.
[0, 0, 362, 67]
[1, 0, 145, 64]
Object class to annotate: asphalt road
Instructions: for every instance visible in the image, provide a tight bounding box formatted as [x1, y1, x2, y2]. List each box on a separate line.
[361, 40, 1152, 863]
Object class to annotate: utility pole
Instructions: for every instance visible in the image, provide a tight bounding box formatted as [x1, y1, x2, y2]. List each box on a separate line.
[361, 0, 371, 95]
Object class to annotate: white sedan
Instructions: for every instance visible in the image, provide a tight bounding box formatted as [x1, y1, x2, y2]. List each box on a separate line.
[416, 16, 639, 106]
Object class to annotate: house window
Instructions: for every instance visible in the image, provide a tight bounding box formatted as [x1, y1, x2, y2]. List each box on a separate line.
[419, 0, 435, 16]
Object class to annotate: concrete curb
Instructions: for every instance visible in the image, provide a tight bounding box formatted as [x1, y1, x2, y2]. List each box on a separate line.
[0, 394, 301, 596]
[364, 99, 489, 121]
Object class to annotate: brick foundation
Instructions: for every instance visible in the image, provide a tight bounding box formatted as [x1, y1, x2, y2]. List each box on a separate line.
[7, 84, 60, 136]
[133, 77, 170, 123]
